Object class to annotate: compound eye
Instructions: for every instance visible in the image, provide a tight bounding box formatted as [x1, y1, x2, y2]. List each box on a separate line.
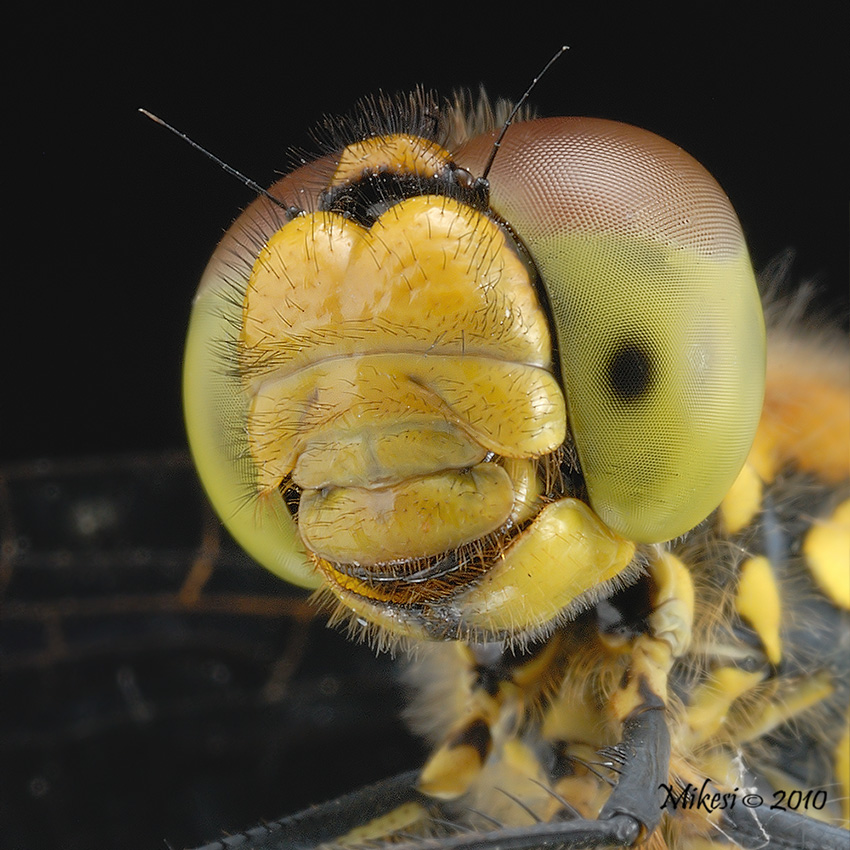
[463, 117, 765, 542]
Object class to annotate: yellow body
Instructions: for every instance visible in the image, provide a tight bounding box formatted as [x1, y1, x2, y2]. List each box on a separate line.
[183, 95, 849, 847]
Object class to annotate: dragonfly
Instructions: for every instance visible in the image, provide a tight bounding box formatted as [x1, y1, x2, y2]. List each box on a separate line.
[3, 62, 848, 850]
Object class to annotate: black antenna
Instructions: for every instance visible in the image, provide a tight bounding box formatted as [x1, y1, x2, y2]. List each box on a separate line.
[138, 109, 291, 211]
[480, 45, 569, 182]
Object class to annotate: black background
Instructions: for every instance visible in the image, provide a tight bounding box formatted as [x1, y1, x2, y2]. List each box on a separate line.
[4, 8, 847, 466]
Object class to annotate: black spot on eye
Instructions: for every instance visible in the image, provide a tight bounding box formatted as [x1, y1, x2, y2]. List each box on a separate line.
[606, 342, 654, 401]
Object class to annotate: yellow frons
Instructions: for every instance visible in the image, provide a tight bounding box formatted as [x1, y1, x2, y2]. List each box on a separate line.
[240, 197, 552, 380]
[240, 212, 360, 357]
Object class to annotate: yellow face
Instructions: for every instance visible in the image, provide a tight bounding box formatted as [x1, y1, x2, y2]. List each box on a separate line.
[183, 101, 765, 647]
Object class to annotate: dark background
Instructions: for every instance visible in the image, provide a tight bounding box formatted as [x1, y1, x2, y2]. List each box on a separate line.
[4, 9, 846, 466]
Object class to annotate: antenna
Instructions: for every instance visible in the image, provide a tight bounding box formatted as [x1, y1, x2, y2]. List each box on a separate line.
[138, 109, 292, 211]
[480, 45, 569, 182]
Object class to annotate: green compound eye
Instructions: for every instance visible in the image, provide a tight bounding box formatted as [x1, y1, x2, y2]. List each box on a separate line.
[456, 117, 766, 543]
[183, 247, 319, 589]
